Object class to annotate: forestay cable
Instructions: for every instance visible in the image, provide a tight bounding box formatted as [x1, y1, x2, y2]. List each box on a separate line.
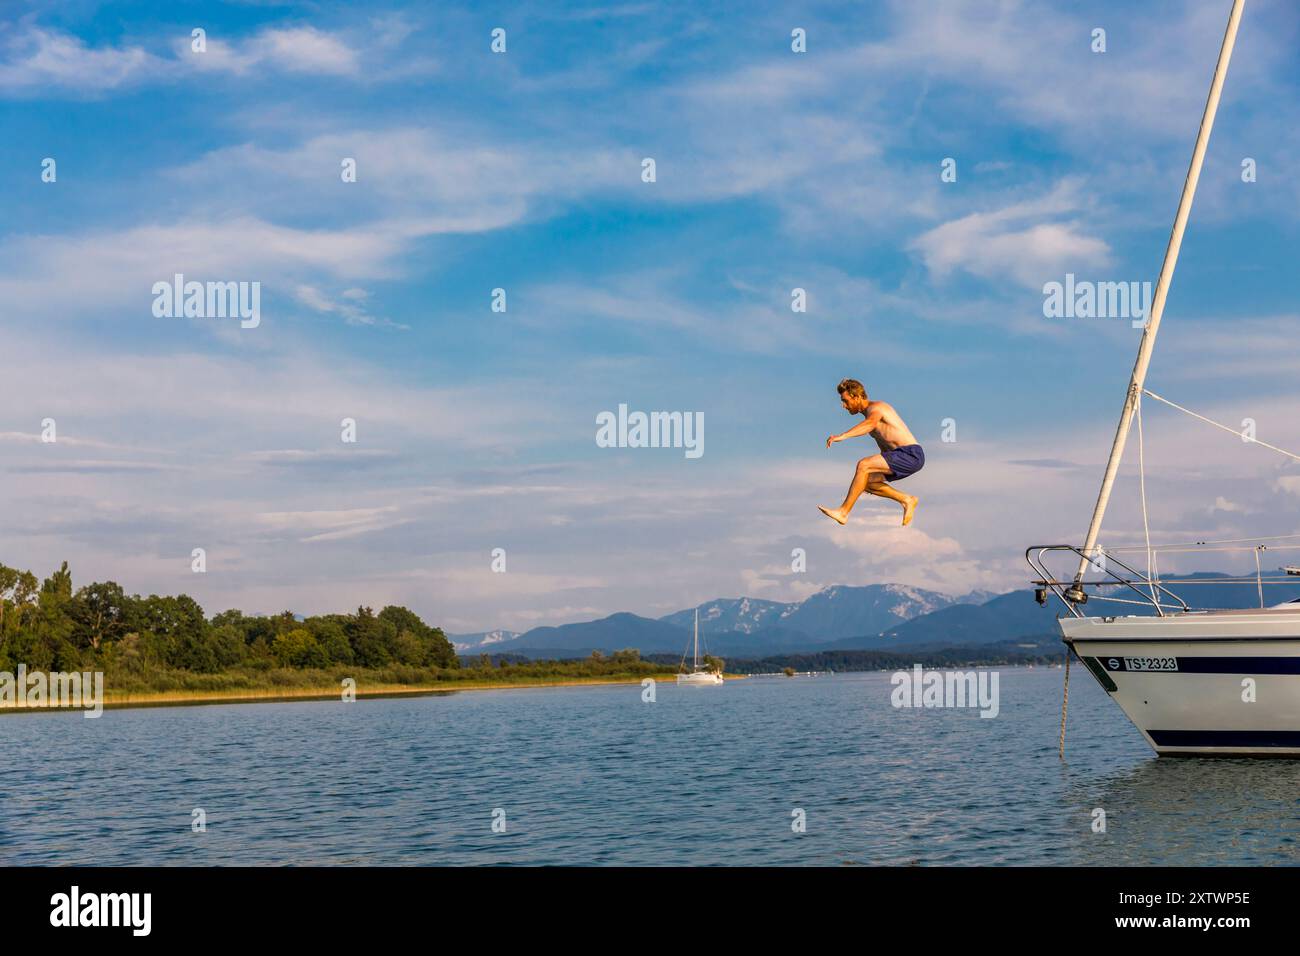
[1142, 388, 1300, 463]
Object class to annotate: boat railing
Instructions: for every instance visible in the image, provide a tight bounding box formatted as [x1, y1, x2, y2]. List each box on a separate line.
[1026, 545, 1191, 618]
[1029, 538, 1300, 618]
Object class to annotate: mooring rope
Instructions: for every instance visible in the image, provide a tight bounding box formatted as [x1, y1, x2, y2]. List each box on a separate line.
[1058, 647, 1072, 759]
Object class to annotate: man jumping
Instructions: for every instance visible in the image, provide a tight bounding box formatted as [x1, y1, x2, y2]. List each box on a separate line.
[818, 379, 923, 527]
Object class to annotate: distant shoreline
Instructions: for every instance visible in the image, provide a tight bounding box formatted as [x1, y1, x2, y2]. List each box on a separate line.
[0, 672, 749, 716]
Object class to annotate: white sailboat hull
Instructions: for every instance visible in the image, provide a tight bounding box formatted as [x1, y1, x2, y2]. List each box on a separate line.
[1060, 609, 1300, 756]
[676, 672, 723, 685]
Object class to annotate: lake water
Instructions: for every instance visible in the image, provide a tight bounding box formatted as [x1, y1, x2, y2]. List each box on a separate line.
[3, 668, 1298, 865]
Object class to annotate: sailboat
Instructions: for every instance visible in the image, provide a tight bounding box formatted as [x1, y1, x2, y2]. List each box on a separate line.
[1030, 0, 1300, 757]
[677, 609, 724, 685]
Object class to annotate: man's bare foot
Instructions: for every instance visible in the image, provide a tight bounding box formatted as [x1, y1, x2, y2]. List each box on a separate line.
[901, 495, 919, 527]
[818, 505, 848, 525]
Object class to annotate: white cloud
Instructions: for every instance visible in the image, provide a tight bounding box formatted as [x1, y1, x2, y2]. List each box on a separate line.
[166, 127, 626, 224]
[1210, 496, 1245, 514]
[0, 26, 163, 91]
[0, 21, 406, 96]
[864, 0, 1289, 142]
[294, 284, 407, 329]
[909, 182, 1111, 288]
[0, 218, 414, 324]
[181, 26, 360, 77]
[1276, 477, 1300, 498]
[255, 506, 408, 542]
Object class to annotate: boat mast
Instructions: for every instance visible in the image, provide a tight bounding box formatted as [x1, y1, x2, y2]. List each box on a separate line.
[1069, 0, 1246, 600]
[693, 609, 700, 669]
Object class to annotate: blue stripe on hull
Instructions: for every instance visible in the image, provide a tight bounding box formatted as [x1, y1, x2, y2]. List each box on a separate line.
[1149, 729, 1300, 748]
[1168, 657, 1300, 674]
[1092, 656, 1300, 674]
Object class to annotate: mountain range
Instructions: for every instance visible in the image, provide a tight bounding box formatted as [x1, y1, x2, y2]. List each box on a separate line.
[451, 584, 964, 654]
[448, 575, 1300, 660]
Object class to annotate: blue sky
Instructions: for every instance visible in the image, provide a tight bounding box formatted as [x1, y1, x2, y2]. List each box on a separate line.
[3, 0, 1300, 633]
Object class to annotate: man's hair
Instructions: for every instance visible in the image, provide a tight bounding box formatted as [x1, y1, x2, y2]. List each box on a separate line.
[837, 378, 867, 400]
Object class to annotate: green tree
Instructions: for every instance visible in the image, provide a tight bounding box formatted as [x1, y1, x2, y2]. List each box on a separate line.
[378, 605, 457, 667]
[209, 624, 249, 668]
[307, 616, 353, 665]
[129, 593, 214, 671]
[31, 562, 78, 669]
[69, 581, 128, 650]
[0, 564, 41, 666]
[272, 628, 328, 668]
[0, 563, 39, 629]
[346, 607, 392, 668]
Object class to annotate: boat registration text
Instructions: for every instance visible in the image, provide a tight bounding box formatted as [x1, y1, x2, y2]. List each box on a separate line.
[1103, 657, 1179, 672]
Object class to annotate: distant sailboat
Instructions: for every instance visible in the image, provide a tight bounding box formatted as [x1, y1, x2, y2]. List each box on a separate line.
[677, 609, 723, 685]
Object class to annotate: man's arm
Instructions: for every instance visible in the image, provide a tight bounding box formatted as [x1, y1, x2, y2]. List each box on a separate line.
[827, 407, 884, 448]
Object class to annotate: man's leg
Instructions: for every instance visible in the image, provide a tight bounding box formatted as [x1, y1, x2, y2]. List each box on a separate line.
[866, 474, 919, 527]
[818, 455, 890, 525]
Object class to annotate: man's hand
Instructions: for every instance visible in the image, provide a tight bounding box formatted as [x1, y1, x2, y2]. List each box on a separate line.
[826, 434, 841, 449]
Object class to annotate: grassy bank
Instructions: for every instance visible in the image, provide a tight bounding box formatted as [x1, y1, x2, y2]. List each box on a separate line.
[0, 663, 749, 714]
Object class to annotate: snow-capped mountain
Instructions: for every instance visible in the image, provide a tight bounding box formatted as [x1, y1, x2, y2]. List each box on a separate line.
[448, 629, 522, 652]
[658, 597, 794, 634]
[763, 584, 957, 641]
[660, 584, 958, 642]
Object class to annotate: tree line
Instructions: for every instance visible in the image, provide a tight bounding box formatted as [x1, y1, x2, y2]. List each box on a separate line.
[0, 560, 458, 675]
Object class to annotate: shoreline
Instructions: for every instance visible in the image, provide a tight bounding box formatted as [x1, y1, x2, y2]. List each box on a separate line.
[0, 672, 745, 715]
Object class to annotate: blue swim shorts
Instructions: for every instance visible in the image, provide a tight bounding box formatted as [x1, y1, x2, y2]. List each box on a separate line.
[881, 444, 925, 481]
